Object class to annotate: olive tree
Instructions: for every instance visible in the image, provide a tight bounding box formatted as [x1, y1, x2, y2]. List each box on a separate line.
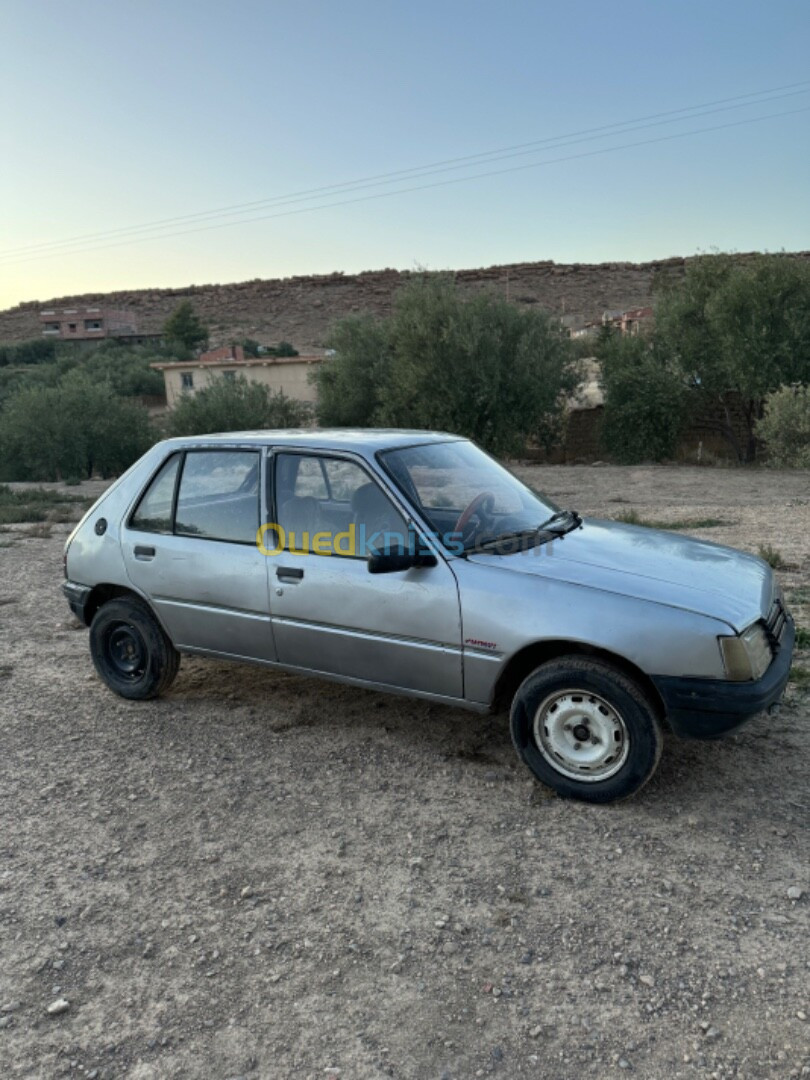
[599, 332, 689, 463]
[654, 254, 810, 462]
[315, 275, 575, 457]
[0, 371, 153, 481]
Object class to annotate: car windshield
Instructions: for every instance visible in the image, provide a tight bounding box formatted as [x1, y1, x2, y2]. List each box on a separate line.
[379, 440, 559, 552]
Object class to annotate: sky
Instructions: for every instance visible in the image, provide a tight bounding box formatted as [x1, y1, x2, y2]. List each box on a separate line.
[1, 0, 809, 310]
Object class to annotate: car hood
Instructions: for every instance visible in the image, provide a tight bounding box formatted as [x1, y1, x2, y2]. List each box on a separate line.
[466, 518, 772, 631]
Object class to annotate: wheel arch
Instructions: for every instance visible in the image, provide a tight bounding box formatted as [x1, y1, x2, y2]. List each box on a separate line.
[491, 639, 666, 720]
[83, 582, 156, 627]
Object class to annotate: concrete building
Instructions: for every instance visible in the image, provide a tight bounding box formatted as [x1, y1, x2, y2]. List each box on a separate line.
[39, 306, 162, 346]
[151, 350, 324, 408]
[570, 305, 654, 339]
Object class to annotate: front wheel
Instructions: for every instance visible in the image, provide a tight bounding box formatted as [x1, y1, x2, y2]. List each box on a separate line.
[510, 657, 663, 803]
[90, 596, 179, 700]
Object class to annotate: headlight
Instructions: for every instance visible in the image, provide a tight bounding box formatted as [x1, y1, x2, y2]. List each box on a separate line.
[718, 623, 772, 681]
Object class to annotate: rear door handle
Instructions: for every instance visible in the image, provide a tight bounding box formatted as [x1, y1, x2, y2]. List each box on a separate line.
[276, 566, 304, 581]
[134, 545, 156, 560]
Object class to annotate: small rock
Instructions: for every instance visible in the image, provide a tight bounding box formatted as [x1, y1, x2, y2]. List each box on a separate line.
[787, 886, 804, 901]
[1, 1002, 20, 1013]
[240, 886, 255, 900]
[491, 1046, 503, 1062]
[639, 974, 655, 988]
[0, 1016, 11, 1030]
[520, 951, 534, 965]
[618, 1058, 631, 1070]
[704, 1027, 721, 1041]
[529, 1025, 542, 1039]
[797, 1011, 807, 1021]
[46, 998, 70, 1016]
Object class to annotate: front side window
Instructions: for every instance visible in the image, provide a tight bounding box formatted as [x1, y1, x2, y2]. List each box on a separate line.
[175, 451, 259, 543]
[130, 454, 181, 533]
[181, 372, 194, 390]
[274, 453, 407, 557]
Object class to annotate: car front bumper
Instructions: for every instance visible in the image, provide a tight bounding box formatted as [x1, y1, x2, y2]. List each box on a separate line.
[62, 581, 92, 625]
[652, 617, 795, 739]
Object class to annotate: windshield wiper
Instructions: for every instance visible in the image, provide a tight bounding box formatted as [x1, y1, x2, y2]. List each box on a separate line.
[468, 510, 582, 555]
[470, 527, 558, 554]
[538, 509, 582, 535]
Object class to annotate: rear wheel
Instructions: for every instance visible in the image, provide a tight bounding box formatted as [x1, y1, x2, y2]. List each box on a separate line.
[510, 657, 663, 803]
[90, 597, 179, 700]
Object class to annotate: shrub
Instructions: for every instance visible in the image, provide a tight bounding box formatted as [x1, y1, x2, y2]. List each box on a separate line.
[756, 384, 810, 468]
[165, 375, 311, 437]
[757, 543, 785, 569]
[270, 341, 299, 357]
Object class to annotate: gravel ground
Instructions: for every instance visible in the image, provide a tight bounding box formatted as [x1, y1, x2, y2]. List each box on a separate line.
[0, 465, 808, 1080]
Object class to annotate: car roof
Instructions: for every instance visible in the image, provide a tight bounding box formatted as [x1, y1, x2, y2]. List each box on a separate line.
[162, 429, 464, 453]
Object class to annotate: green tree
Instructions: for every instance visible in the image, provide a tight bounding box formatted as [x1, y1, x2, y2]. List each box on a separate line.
[756, 384, 810, 468]
[315, 315, 390, 427]
[165, 374, 310, 437]
[654, 254, 810, 462]
[0, 371, 153, 481]
[599, 333, 689, 463]
[80, 342, 166, 397]
[163, 301, 208, 358]
[315, 275, 574, 456]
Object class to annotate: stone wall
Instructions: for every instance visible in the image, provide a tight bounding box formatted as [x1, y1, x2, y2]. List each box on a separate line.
[531, 394, 756, 464]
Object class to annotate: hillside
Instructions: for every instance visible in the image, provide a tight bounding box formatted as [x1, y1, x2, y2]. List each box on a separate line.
[2, 252, 808, 349]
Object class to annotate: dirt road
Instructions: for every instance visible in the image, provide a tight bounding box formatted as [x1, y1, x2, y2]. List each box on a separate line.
[1, 465, 808, 1079]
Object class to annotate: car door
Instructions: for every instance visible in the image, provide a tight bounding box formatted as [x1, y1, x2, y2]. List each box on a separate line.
[262, 449, 463, 699]
[122, 447, 275, 662]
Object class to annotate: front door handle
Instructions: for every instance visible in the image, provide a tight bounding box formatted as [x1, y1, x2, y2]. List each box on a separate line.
[134, 545, 156, 560]
[276, 566, 304, 582]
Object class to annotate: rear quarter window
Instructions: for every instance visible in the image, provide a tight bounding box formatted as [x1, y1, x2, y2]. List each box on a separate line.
[129, 454, 181, 533]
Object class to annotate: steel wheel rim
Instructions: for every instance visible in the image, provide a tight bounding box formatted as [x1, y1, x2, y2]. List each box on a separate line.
[532, 689, 630, 782]
[105, 623, 147, 681]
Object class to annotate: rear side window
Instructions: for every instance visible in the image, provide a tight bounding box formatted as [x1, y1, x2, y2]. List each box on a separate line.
[175, 450, 259, 544]
[130, 454, 181, 533]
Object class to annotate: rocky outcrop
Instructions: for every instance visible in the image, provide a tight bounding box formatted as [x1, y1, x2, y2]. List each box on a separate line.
[2, 253, 807, 349]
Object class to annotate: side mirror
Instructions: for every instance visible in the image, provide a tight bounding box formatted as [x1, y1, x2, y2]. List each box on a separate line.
[367, 547, 438, 574]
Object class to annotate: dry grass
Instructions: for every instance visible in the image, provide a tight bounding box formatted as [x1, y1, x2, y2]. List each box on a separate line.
[0, 484, 91, 526]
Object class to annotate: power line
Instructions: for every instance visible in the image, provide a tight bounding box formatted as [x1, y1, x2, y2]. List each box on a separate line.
[2, 80, 808, 263]
[7, 104, 808, 265]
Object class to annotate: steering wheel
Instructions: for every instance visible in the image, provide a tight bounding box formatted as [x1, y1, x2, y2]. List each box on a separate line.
[455, 492, 496, 541]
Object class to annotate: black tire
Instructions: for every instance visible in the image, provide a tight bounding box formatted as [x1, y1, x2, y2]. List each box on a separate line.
[89, 596, 180, 700]
[510, 656, 663, 803]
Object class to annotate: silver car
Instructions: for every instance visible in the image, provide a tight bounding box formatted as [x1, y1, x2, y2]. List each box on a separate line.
[63, 430, 794, 803]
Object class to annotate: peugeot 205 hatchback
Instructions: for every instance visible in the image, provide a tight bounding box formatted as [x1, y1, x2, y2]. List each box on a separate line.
[63, 430, 794, 803]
